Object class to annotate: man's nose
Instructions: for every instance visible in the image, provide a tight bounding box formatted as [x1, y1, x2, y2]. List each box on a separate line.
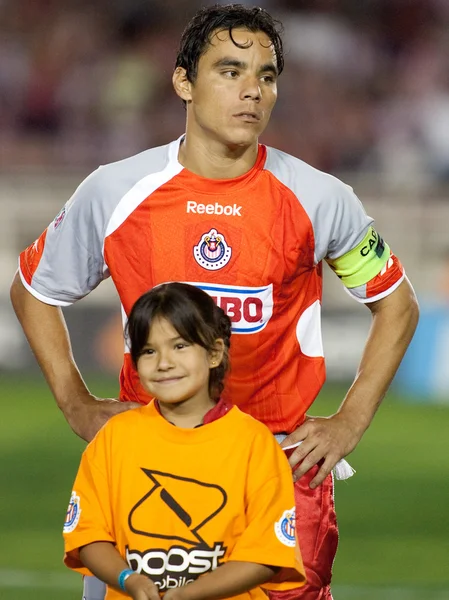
[240, 77, 261, 101]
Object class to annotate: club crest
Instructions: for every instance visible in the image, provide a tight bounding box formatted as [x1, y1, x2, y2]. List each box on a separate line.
[64, 491, 81, 533]
[193, 229, 232, 271]
[53, 206, 66, 229]
[274, 507, 296, 547]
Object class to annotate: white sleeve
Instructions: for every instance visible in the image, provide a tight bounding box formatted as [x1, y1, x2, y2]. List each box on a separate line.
[19, 167, 111, 305]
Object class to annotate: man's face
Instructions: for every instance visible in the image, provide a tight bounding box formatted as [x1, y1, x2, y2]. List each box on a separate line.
[178, 28, 278, 148]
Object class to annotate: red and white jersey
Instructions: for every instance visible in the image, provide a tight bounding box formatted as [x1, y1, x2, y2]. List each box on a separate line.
[19, 137, 404, 433]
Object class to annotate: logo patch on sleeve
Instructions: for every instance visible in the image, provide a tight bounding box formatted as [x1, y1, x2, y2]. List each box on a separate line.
[53, 206, 66, 229]
[64, 491, 81, 533]
[274, 507, 296, 547]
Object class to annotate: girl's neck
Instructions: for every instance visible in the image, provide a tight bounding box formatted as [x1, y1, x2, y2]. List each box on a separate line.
[157, 397, 216, 429]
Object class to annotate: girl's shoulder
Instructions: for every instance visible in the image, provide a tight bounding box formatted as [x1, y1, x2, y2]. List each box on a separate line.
[226, 406, 277, 441]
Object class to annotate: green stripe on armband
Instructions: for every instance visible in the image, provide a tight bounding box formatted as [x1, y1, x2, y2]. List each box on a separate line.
[326, 227, 390, 288]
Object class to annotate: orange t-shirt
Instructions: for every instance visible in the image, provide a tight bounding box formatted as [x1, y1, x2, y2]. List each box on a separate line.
[63, 403, 305, 599]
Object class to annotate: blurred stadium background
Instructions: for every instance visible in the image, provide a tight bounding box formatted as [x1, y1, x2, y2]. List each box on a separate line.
[1, 0, 448, 598]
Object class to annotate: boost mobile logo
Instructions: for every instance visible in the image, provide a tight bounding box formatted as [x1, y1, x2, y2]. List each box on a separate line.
[190, 282, 274, 334]
[127, 469, 228, 589]
[126, 543, 227, 590]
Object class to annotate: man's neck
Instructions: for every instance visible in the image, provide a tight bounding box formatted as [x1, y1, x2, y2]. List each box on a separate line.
[178, 133, 259, 180]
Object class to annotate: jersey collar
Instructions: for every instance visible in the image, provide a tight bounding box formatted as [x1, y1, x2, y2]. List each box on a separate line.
[168, 135, 267, 194]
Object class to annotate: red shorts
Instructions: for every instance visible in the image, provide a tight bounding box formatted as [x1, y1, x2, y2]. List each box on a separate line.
[269, 465, 338, 600]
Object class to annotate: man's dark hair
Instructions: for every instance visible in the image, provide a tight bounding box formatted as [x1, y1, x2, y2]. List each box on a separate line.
[126, 282, 232, 400]
[175, 4, 284, 82]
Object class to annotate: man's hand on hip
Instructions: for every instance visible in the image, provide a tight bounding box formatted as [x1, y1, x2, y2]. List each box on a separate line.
[66, 394, 141, 442]
[281, 413, 363, 489]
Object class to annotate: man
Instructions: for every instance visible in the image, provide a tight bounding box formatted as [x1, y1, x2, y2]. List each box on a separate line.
[10, 5, 419, 600]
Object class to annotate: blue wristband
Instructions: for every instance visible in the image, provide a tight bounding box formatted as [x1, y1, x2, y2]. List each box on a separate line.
[118, 569, 135, 591]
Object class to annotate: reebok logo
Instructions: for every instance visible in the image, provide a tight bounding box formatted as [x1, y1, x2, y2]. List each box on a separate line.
[186, 201, 242, 217]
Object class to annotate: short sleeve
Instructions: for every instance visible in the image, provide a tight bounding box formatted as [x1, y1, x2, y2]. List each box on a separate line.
[318, 185, 405, 303]
[19, 168, 109, 306]
[263, 146, 373, 266]
[63, 429, 114, 574]
[316, 184, 373, 262]
[228, 431, 305, 591]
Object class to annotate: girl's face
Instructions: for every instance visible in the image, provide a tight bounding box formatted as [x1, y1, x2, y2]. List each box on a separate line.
[137, 315, 220, 409]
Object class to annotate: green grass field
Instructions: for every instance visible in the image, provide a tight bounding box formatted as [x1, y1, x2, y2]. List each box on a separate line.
[1, 375, 448, 599]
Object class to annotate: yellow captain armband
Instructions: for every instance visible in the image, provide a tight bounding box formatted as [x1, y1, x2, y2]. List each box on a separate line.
[326, 227, 390, 288]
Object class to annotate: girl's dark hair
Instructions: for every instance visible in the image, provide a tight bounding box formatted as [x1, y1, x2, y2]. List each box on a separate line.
[126, 282, 232, 400]
[175, 4, 284, 82]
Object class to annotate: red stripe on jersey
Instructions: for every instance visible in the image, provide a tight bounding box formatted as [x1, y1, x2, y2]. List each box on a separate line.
[19, 228, 48, 285]
[366, 252, 404, 298]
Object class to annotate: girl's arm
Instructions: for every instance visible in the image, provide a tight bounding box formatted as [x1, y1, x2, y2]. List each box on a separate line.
[79, 542, 159, 600]
[164, 561, 278, 600]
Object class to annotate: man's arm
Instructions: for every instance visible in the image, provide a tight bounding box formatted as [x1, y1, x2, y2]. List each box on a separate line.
[282, 277, 419, 488]
[10, 272, 139, 442]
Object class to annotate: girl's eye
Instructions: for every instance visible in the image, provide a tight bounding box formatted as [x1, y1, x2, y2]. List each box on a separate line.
[175, 343, 189, 350]
[142, 348, 154, 355]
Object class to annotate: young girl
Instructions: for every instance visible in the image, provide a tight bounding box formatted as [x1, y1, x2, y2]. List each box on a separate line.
[63, 282, 305, 600]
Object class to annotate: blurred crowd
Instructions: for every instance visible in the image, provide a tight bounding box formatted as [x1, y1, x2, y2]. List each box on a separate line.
[2, 0, 449, 187]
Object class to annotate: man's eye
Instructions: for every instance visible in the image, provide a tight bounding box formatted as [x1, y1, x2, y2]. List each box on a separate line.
[224, 70, 238, 78]
[262, 75, 275, 83]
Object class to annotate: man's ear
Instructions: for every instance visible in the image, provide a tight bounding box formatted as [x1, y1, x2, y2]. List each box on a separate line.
[172, 67, 193, 103]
